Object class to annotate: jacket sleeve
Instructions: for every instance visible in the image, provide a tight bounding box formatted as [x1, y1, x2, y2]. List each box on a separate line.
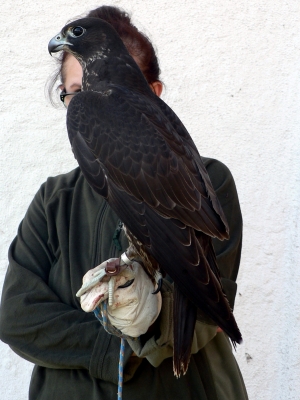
[0, 183, 132, 384]
[205, 158, 243, 309]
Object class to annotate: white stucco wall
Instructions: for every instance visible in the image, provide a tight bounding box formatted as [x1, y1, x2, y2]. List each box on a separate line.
[1, 1, 299, 399]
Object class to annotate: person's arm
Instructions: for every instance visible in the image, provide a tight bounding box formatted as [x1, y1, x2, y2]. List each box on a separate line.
[204, 158, 243, 309]
[0, 184, 132, 384]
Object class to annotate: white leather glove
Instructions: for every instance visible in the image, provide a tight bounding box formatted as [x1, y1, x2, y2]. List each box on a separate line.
[77, 258, 162, 337]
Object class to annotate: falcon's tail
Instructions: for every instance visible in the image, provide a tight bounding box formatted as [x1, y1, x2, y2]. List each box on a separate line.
[173, 284, 197, 378]
[172, 237, 242, 377]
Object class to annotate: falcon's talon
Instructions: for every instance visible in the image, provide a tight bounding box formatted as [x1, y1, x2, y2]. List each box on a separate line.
[154, 270, 162, 283]
[152, 278, 162, 294]
[118, 278, 134, 289]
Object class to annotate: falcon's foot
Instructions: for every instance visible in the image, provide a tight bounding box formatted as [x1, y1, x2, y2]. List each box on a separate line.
[152, 270, 163, 294]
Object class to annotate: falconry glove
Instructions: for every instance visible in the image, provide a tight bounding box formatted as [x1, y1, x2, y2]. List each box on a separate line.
[77, 257, 162, 337]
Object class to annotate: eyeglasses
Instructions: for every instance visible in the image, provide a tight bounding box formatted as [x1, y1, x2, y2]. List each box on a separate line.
[60, 89, 80, 107]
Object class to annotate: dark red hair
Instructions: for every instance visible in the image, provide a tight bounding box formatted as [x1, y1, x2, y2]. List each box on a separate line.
[87, 6, 160, 84]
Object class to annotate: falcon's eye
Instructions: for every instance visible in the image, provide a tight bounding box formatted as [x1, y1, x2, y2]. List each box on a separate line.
[70, 26, 85, 38]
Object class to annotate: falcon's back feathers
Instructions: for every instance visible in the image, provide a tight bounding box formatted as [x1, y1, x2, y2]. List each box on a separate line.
[49, 17, 242, 376]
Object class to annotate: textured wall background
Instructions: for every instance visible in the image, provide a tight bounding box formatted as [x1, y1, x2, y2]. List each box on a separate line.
[1, 1, 299, 399]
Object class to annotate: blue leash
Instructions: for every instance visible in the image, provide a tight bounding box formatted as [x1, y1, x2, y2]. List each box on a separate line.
[118, 337, 125, 400]
[95, 301, 129, 400]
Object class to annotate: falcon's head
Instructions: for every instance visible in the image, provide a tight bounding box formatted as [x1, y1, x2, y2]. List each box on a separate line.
[48, 17, 126, 65]
[48, 17, 153, 95]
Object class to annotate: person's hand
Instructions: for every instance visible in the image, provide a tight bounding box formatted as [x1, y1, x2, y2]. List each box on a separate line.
[77, 258, 135, 312]
[77, 258, 162, 337]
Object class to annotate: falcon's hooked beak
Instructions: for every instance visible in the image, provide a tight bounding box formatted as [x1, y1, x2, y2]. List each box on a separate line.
[48, 32, 73, 55]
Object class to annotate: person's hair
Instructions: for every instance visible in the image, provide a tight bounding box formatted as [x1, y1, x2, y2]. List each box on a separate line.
[47, 5, 161, 105]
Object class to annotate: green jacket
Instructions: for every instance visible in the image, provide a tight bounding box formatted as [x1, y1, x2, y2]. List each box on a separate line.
[0, 158, 248, 399]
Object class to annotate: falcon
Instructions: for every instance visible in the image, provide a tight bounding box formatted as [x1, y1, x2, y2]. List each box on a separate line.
[48, 17, 242, 377]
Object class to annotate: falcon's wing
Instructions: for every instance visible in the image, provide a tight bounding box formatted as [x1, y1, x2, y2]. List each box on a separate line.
[67, 85, 228, 240]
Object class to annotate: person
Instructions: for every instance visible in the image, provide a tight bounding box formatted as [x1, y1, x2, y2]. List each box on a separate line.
[0, 5, 248, 400]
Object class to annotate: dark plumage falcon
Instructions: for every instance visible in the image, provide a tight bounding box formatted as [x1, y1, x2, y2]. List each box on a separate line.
[49, 17, 242, 377]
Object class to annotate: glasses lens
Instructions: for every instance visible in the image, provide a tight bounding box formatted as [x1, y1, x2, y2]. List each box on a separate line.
[60, 90, 66, 104]
[64, 94, 76, 107]
[60, 90, 80, 107]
